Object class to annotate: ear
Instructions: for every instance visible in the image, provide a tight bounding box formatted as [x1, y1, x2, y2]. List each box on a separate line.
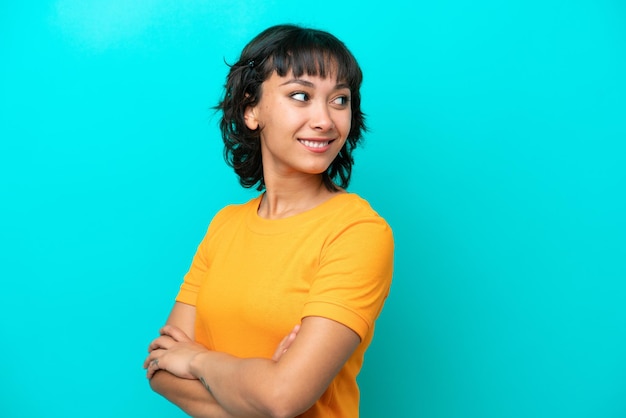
[244, 105, 259, 130]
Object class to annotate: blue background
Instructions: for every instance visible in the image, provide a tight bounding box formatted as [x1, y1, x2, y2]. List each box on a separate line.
[1, 1, 625, 417]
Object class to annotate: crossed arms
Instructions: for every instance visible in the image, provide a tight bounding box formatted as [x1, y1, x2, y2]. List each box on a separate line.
[144, 302, 360, 418]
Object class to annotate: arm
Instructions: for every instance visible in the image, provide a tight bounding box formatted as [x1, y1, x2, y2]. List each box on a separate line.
[147, 315, 360, 418]
[146, 302, 233, 418]
[146, 302, 302, 418]
[146, 212, 390, 417]
[149, 371, 232, 418]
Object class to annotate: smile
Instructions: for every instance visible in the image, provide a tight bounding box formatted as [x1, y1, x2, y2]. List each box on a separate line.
[298, 139, 333, 148]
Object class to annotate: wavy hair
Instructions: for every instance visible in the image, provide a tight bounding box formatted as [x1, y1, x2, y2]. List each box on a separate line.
[216, 24, 366, 191]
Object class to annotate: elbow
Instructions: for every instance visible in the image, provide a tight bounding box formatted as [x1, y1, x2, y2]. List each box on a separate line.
[269, 407, 300, 418]
[148, 371, 164, 394]
[266, 403, 305, 418]
[263, 386, 316, 418]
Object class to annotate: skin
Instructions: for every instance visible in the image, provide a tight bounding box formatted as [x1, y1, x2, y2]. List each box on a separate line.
[245, 70, 352, 219]
[144, 303, 301, 418]
[144, 70, 360, 418]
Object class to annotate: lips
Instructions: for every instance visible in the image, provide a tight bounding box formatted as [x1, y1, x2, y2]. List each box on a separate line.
[298, 139, 333, 148]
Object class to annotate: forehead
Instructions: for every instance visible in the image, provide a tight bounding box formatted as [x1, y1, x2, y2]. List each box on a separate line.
[264, 70, 349, 90]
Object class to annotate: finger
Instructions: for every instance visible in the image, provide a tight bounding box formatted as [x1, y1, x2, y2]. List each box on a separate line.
[282, 324, 301, 351]
[272, 324, 301, 361]
[143, 349, 164, 369]
[272, 335, 291, 361]
[160, 325, 193, 343]
[283, 324, 301, 347]
[283, 328, 298, 349]
[148, 335, 176, 352]
[145, 352, 165, 379]
[146, 357, 160, 379]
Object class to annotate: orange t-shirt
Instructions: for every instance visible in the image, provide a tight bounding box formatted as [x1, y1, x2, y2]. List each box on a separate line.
[176, 193, 394, 417]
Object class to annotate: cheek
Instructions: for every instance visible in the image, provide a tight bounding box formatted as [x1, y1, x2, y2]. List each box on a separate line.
[339, 113, 352, 136]
[261, 101, 292, 125]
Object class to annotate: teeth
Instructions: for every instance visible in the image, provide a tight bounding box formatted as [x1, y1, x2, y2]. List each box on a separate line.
[300, 139, 330, 148]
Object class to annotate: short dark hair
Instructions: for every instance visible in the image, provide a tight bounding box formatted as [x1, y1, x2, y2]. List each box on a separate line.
[216, 24, 366, 191]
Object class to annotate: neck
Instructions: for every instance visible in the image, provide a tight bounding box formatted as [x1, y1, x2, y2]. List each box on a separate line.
[258, 174, 341, 220]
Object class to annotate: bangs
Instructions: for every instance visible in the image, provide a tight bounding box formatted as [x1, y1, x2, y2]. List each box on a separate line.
[259, 32, 361, 86]
[273, 50, 354, 83]
[220, 24, 366, 192]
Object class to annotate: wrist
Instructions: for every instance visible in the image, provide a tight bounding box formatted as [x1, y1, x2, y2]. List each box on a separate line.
[189, 351, 210, 380]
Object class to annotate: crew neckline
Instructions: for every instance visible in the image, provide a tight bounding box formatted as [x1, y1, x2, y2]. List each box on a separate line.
[246, 192, 356, 235]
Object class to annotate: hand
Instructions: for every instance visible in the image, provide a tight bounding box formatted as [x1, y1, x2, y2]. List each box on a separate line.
[144, 325, 209, 380]
[272, 324, 300, 361]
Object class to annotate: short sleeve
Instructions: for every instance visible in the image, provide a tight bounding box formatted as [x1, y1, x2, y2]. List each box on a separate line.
[301, 217, 394, 340]
[176, 227, 211, 307]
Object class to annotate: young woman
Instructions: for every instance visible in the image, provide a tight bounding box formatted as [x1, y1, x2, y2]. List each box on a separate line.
[144, 24, 394, 418]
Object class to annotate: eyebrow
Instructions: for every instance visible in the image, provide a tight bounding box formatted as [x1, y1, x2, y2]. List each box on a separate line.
[280, 79, 350, 90]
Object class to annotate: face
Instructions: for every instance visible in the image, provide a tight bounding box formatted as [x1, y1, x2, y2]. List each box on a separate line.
[244, 69, 352, 182]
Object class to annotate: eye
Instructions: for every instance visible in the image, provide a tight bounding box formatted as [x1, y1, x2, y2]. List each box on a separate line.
[332, 95, 351, 106]
[290, 92, 309, 102]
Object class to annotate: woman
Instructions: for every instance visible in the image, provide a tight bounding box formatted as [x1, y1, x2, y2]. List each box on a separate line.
[144, 24, 394, 418]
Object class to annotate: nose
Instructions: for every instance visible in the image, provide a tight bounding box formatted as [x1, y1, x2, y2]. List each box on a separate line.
[309, 102, 334, 131]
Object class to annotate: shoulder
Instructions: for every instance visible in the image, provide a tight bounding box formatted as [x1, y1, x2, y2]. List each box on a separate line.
[205, 195, 261, 232]
[320, 193, 393, 249]
[325, 193, 382, 216]
[212, 195, 260, 221]
[326, 193, 392, 231]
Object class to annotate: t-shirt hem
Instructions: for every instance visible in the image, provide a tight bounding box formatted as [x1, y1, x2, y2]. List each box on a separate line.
[176, 285, 198, 307]
[302, 300, 371, 340]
